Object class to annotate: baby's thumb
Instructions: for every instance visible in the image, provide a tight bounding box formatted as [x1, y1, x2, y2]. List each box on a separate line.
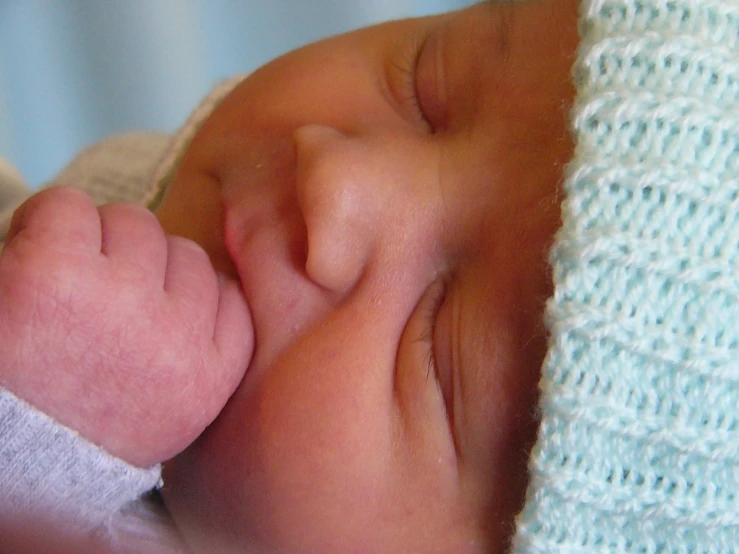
[147, 273, 253, 467]
[146, 273, 253, 467]
[209, 273, 254, 405]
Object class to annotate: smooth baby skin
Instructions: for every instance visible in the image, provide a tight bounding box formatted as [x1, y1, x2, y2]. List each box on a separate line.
[156, 0, 580, 552]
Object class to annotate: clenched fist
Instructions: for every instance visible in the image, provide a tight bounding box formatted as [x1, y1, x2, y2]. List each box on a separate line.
[0, 186, 253, 467]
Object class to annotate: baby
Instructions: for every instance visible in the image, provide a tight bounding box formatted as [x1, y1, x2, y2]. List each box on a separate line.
[1, 0, 737, 552]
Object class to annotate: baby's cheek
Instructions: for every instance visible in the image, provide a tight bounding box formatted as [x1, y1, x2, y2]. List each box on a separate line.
[163, 355, 462, 553]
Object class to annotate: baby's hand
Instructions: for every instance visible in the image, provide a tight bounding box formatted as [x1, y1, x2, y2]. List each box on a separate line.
[0, 186, 253, 467]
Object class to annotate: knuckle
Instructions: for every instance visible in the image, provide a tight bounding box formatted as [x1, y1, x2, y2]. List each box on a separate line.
[32, 186, 94, 217]
[166, 237, 217, 288]
[18, 187, 100, 249]
[100, 202, 159, 230]
[167, 235, 209, 259]
[101, 201, 152, 218]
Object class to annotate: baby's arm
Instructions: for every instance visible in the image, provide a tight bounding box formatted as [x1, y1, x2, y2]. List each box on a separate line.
[0, 186, 253, 530]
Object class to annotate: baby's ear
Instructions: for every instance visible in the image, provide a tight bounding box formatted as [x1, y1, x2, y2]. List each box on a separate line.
[0, 157, 30, 244]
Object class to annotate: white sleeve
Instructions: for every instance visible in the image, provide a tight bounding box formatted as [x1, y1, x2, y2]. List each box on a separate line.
[0, 387, 161, 535]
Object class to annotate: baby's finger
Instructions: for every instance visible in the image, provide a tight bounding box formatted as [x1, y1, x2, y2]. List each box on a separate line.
[196, 276, 253, 422]
[98, 203, 168, 282]
[163, 235, 220, 326]
[7, 187, 101, 253]
[211, 275, 254, 383]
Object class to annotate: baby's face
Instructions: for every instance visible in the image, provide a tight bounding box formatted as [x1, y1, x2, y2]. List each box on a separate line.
[156, 1, 578, 552]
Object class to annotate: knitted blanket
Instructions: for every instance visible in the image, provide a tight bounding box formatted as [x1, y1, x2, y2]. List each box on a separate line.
[513, 0, 738, 551]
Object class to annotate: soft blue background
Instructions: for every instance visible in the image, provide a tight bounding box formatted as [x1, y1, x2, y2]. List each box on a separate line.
[0, 1, 471, 188]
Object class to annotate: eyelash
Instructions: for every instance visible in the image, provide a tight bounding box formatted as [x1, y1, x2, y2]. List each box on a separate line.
[419, 280, 447, 381]
[392, 33, 430, 128]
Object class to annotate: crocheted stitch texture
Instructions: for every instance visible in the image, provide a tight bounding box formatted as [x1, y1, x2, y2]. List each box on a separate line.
[513, 0, 738, 552]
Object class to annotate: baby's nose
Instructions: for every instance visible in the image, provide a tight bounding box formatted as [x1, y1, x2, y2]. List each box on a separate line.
[294, 124, 382, 294]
